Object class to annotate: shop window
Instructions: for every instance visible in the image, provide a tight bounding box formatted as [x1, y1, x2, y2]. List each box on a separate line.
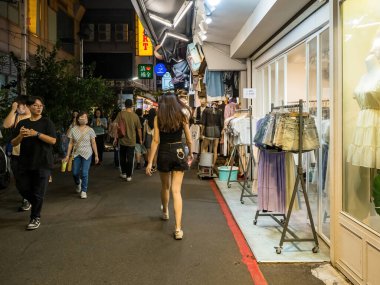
[287, 43, 306, 103]
[342, 0, 380, 233]
[28, 0, 41, 35]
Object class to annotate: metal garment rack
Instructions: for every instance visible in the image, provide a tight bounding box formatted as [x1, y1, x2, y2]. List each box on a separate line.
[226, 106, 256, 204]
[253, 99, 319, 254]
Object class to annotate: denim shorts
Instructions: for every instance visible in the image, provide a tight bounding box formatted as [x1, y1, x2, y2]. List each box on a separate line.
[157, 143, 189, 172]
[281, 117, 320, 152]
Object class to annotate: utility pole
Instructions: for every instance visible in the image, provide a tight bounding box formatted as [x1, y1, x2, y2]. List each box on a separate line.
[20, 0, 28, 95]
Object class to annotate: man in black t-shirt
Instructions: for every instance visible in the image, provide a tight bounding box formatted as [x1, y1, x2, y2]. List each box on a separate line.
[12, 96, 56, 230]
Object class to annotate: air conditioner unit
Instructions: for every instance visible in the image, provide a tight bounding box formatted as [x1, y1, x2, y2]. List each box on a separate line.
[115, 24, 128, 42]
[98, 24, 111, 42]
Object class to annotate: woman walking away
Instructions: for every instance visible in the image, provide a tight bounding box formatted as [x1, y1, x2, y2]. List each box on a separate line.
[91, 108, 107, 164]
[143, 108, 157, 169]
[146, 94, 193, 240]
[65, 111, 99, 199]
[11, 96, 56, 230]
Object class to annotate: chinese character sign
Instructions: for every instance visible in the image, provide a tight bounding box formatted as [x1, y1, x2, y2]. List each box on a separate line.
[138, 64, 153, 79]
[136, 17, 153, 56]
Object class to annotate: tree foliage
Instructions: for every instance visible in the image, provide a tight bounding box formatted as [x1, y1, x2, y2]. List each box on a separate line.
[24, 45, 116, 130]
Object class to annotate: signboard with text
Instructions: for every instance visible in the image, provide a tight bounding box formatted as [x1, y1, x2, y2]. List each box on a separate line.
[136, 16, 153, 56]
[138, 64, 153, 79]
[243, 88, 257, 99]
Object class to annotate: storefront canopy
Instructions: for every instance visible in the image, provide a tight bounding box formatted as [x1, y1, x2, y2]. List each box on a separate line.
[202, 43, 246, 71]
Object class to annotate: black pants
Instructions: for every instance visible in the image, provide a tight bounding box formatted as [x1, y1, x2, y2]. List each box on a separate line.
[119, 145, 135, 177]
[95, 134, 105, 162]
[10, 156, 26, 201]
[18, 168, 51, 219]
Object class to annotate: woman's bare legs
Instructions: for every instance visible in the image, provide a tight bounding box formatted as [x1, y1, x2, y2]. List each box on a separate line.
[171, 171, 184, 231]
[159, 172, 170, 214]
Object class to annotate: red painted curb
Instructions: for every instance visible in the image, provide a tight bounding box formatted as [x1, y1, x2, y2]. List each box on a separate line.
[209, 180, 268, 285]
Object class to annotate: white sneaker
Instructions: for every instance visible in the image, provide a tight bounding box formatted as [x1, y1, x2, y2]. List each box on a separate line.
[126, 177, 132, 182]
[80, 191, 87, 199]
[120, 173, 127, 179]
[76, 179, 82, 193]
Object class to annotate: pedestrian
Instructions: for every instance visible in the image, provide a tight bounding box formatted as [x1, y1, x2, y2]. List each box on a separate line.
[91, 108, 107, 164]
[114, 99, 142, 181]
[64, 111, 99, 199]
[108, 110, 120, 168]
[11, 96, 56, 230]
[134, 108, 146, 170]
[145, 93, 193, 240]
[3, 95, 31, 211]
[143, 108, 157, 170]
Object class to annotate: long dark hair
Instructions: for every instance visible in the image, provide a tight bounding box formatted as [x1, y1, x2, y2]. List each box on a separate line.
[157, 94, 189, 132]
[147, 108, 156, 129]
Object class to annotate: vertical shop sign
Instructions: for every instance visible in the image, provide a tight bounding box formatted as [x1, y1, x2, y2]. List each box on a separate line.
[136, 16, 153, 56]
[138, 64, 153, 79]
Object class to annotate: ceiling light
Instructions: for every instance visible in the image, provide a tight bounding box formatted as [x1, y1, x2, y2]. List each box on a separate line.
[132, 77, 138, 81]
[160, 33, 169, 46]
[149, 13, 173, 28]
[205, 17, 212, 24]
[207, 0, 221, 6]
[173, 1, 194, 28]
[167, 32, 190, 42]
[160, 32, 190, 46]
[198, 32, 207, 41]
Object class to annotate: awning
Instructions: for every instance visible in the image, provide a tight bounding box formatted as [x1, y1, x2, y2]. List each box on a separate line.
[202, 43, 246, 71]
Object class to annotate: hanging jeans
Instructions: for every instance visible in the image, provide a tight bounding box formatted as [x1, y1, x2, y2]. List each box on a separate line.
[72, 155, 92, 192]
[120, 145, 135, 177]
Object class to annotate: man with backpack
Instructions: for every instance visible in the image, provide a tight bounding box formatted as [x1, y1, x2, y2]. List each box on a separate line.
[3, 95, 31, 211]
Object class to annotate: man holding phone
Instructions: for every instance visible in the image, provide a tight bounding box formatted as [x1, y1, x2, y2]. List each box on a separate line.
[3, 95, 31, 211]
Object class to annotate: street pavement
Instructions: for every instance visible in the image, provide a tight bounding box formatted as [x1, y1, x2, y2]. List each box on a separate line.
[0, 153, 325, 285]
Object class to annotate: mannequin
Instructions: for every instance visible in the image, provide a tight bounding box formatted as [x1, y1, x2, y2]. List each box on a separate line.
[346, 36, 380, 222]
[193, 97, 208, 124]
[347, 53, 380, 168]
[201, 101, 224, 165]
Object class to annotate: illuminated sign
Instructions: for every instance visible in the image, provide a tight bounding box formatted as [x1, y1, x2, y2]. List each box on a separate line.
[138, 64, 153, 79]
[154, 63, 167, 76]
[136, 17, 153, 56]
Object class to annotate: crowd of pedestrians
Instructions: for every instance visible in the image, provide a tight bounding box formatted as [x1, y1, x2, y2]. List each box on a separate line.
[2, 92, 193, 241]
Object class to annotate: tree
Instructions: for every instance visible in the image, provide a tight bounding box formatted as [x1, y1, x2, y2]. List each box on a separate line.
[24, 45, 116, 130]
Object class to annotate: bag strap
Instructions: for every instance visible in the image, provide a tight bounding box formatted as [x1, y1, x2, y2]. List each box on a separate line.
[73, 127, 91, 154]
[12, 113, 19, 129]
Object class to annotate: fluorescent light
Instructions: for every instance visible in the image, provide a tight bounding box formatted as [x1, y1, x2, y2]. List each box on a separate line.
[132, 77, 138, 81]
[160, 33, 169, 46]
[167, 32, 190, 42]
[173, 1, 193, 28]
[207, 0, 221, 6]
[205, 17, 212, 24]
[149, 13, 173, 28]
[198, 32, 207, 41]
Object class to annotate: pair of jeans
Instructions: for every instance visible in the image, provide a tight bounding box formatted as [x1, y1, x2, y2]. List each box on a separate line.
[72, 155, 92, 192]
[18, 168, 51, 219]
[120, 145, 135, 177]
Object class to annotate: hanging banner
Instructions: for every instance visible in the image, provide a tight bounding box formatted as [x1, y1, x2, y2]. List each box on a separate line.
[136, 16, 153, 56]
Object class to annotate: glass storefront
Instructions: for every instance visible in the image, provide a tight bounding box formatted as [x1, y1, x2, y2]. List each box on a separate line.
[255, 27, 331, 241]
[342, 0, 380, 234]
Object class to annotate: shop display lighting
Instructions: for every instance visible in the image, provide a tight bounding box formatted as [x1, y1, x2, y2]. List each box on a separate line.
[160, 31, 189, 46]
[207, 0, 221, 6]
[173, 1, 194, 28]
[149, 13, 173, 28]
[198, 31, 207, 41]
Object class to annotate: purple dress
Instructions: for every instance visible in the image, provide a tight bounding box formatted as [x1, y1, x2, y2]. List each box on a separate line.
[257, 149, 286, 213]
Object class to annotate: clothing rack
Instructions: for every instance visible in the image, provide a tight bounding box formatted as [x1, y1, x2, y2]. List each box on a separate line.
[226, 106, 256, 204]
[253, 99, 319, 254]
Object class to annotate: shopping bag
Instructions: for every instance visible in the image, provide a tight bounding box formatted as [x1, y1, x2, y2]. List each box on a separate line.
[67, 156, 74, 172]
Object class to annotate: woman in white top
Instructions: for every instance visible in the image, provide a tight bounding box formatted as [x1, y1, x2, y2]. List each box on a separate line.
[65, 112, 99, 199]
